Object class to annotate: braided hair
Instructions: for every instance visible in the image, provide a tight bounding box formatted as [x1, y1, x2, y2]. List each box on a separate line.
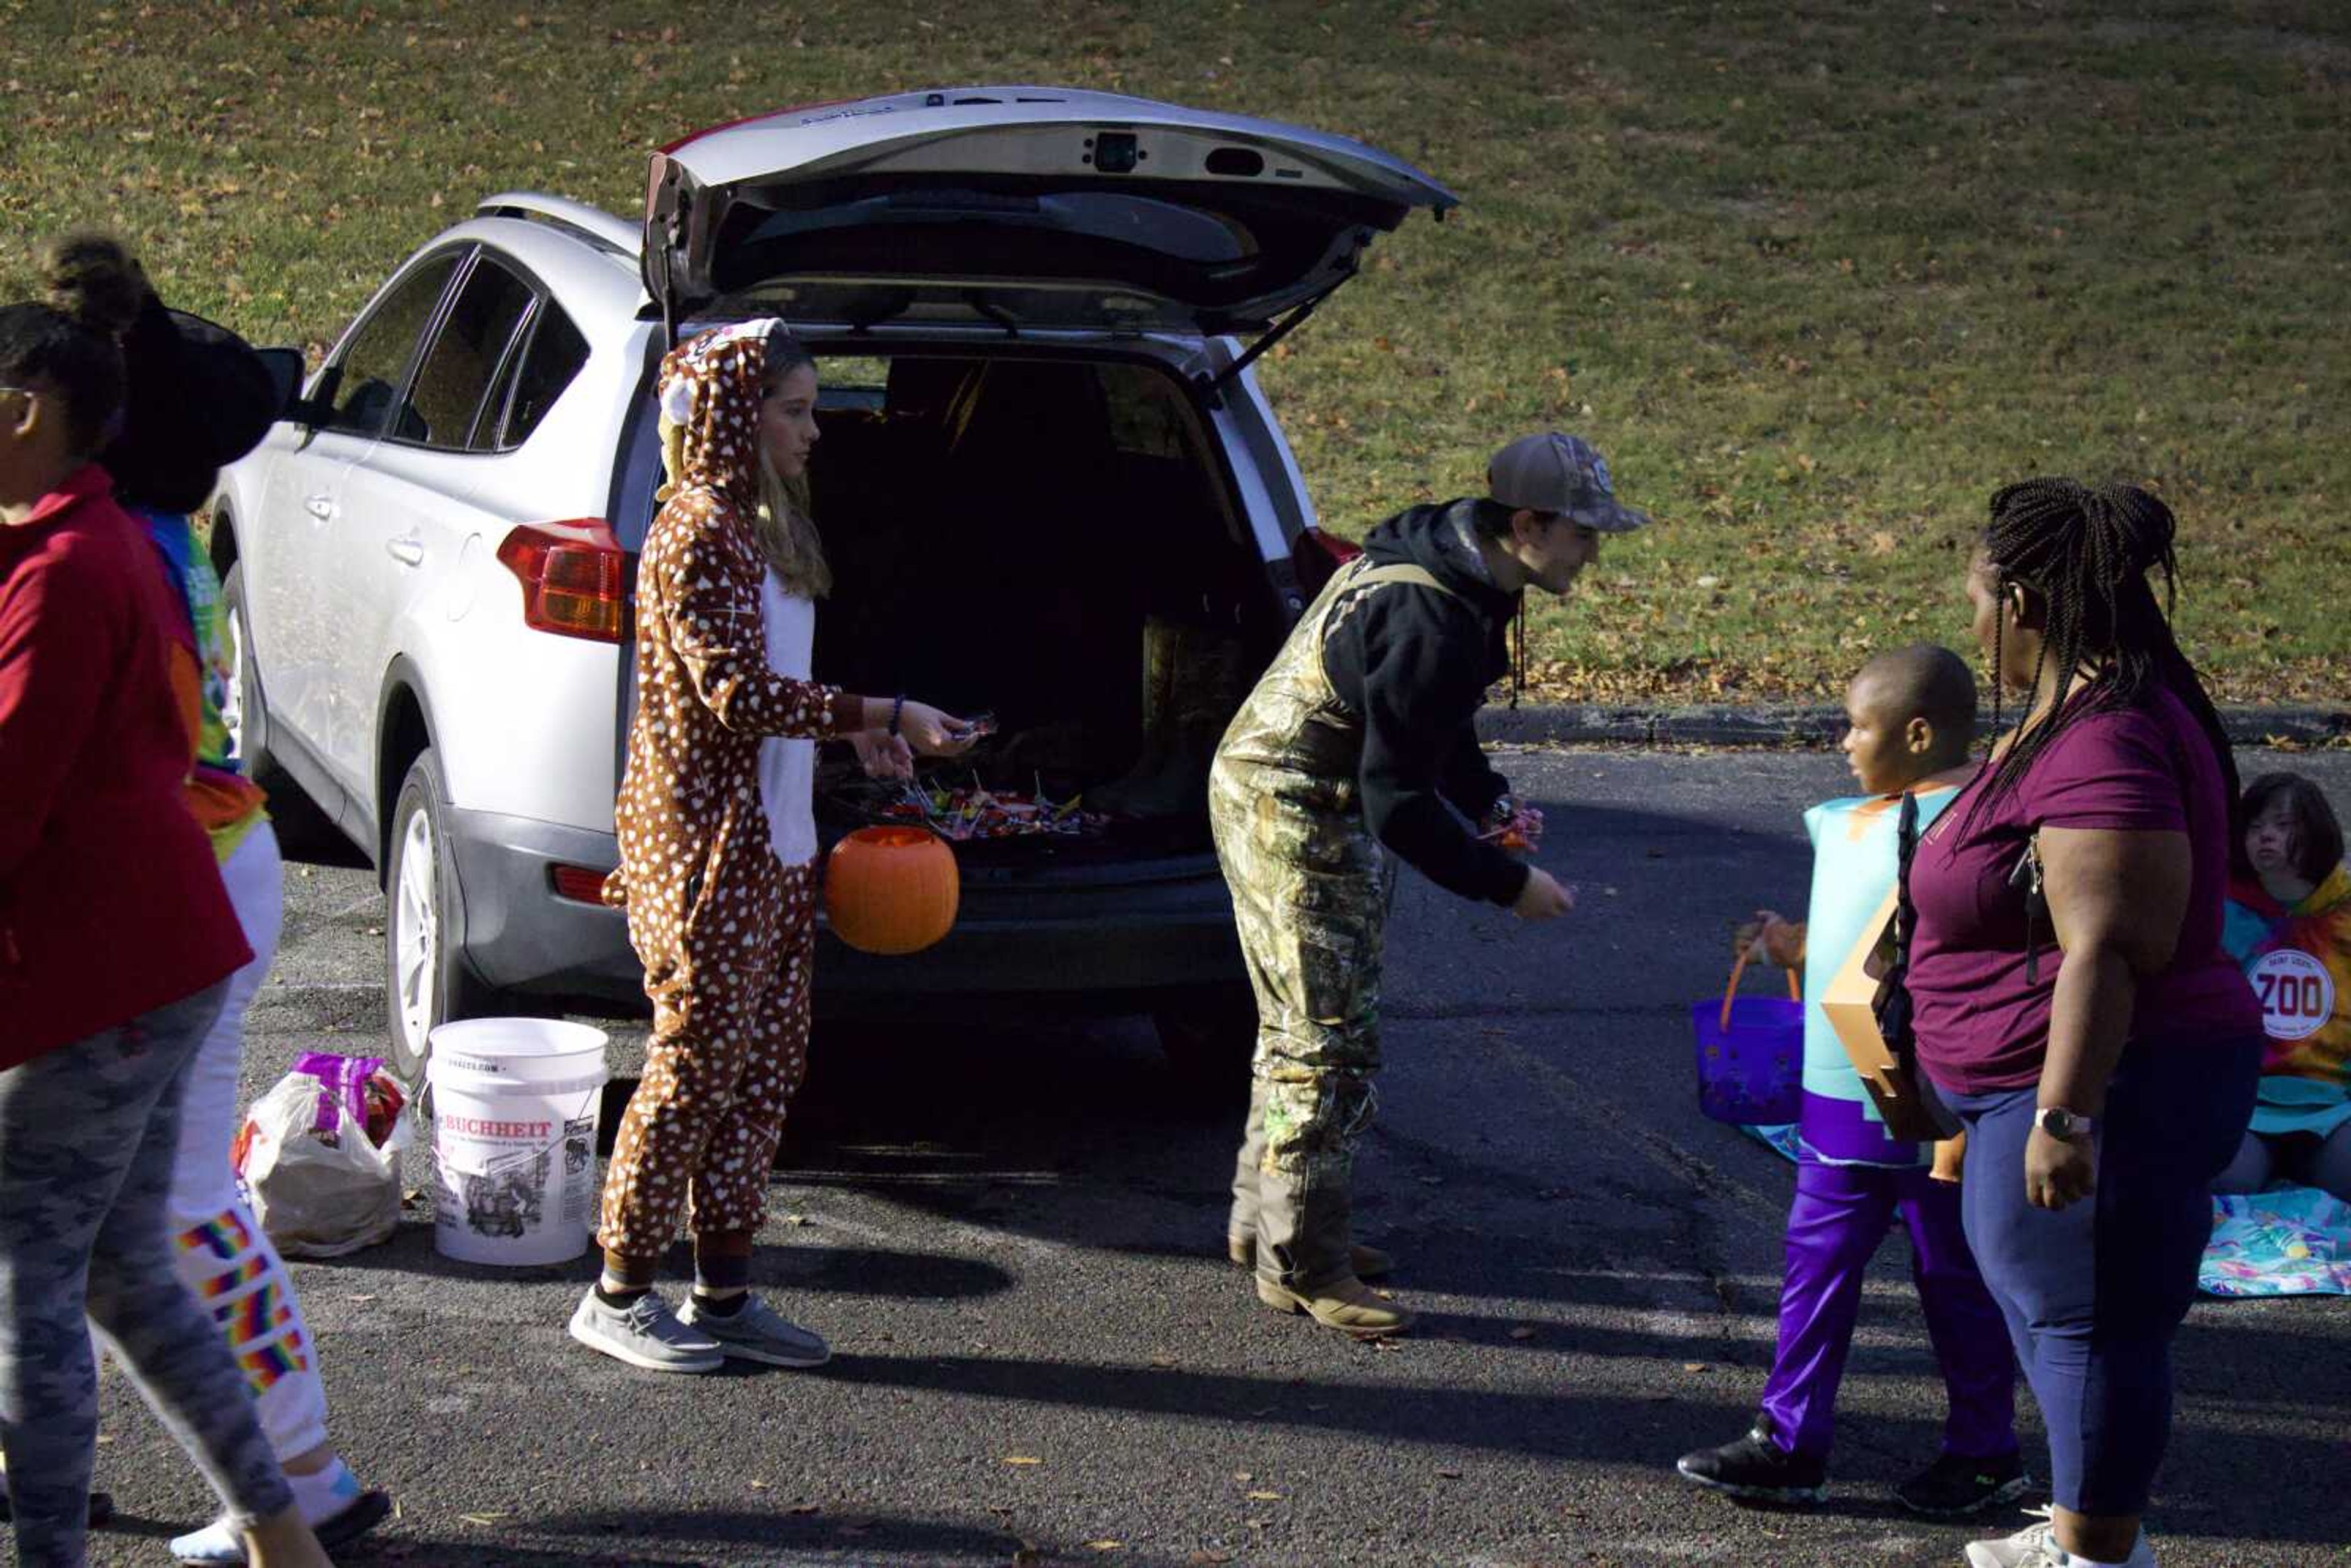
[1961, 477, 2237, 836]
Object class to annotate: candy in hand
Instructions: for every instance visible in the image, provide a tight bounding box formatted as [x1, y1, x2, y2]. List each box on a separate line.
[1480, 795, 1545, 852]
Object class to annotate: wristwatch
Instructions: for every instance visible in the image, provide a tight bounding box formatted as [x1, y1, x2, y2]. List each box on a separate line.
[2035, 1106, 2095, 1141]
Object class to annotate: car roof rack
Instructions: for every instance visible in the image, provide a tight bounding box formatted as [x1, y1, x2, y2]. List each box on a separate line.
[473, 192, 639, 258]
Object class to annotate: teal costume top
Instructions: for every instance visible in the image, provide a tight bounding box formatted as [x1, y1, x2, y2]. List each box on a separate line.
[1796, 783, 1959, 1167]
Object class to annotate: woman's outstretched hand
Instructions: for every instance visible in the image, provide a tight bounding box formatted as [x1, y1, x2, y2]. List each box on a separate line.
[849, 728, 915, 780]
[896, 700, 975, 757]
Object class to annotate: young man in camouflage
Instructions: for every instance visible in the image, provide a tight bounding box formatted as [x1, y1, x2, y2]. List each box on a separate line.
[1212, 432, 1648, 1335]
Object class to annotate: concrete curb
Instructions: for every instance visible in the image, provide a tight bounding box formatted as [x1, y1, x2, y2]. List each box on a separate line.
[1479, 702, 2351, 749]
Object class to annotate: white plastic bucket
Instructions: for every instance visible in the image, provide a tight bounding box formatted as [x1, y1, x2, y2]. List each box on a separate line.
[426, 1019, 609, 1267]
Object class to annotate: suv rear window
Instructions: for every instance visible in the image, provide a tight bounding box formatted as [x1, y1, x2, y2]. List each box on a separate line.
[486, 305, 588, 450]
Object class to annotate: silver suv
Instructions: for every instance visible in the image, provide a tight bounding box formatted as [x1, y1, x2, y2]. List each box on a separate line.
[213, 86, 1454, 1082]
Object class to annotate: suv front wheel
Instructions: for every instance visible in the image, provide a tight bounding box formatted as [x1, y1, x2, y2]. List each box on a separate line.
[384, 748, 496, 1085]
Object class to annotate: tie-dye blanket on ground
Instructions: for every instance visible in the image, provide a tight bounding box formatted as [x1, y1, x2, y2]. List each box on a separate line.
[1738, 1125, 2351, 1298]
[2200, 1188, 2351, 1297]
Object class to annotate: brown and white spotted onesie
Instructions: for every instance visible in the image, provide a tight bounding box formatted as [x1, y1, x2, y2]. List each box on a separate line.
[598, 319, 858, 1260]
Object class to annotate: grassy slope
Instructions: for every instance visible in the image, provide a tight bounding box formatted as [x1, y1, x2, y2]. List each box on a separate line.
[1, 0, 2342, 702]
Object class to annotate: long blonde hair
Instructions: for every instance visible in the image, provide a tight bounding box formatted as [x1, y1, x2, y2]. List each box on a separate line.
[754, 453, 831, 601]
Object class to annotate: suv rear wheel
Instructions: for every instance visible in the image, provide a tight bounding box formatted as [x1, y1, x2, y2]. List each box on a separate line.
[384, 748, 497, 1085]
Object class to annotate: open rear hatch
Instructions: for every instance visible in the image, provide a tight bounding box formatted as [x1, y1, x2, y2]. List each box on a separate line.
[800, 347, 1277, 875]
[644, 86, 1457, 339]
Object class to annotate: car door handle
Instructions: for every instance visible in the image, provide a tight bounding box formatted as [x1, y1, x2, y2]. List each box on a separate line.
[304, 494, 336, 521]
[385, 535, 425, 567]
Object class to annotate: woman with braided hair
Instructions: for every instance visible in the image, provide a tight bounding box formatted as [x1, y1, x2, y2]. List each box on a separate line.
[1903, 479, 2262, 1568]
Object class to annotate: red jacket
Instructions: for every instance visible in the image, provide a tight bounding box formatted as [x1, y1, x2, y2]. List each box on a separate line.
[0, 464, 250, 1068]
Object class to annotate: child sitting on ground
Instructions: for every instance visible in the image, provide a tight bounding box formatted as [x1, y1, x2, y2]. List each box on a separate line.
[2215, 773, 2351, 1200]
[1676, 644, 2023, 1516]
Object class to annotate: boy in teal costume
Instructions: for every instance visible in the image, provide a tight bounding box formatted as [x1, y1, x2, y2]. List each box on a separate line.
[1679, 646, 2021, 1514]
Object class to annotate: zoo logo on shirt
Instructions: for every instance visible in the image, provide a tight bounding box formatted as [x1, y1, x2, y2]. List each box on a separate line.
[2249, 948, 2334, 1043]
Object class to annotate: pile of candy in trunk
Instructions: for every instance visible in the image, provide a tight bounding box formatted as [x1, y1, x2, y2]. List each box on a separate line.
[873, 775, 1109, 842]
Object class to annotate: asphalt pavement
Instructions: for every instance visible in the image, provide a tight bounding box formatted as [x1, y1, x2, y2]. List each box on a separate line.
[81, 748, 2351, 1568]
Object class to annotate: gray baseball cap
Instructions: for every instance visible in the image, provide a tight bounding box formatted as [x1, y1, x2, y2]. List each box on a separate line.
[1487, 432, 1651, 533]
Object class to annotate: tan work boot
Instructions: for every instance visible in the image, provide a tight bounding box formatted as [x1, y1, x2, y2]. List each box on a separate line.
[1254, 1274, 1414, 1337]
[1228, 1234, 1395, 1279]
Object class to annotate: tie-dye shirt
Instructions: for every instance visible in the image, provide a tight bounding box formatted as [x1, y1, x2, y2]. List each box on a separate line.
[139, 509, 267, 862]
[2223, 863, 2351, 1089]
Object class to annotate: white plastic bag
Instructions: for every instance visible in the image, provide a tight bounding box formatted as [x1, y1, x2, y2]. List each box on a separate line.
[233, 1052, 412, 1259]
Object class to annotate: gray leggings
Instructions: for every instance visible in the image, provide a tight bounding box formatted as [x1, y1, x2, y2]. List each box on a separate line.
[2213, 1123, 2351, 1201]
[0, 985, 293, 1566]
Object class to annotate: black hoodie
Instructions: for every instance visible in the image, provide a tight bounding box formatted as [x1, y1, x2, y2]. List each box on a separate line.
[1321, 498, 1531, 907]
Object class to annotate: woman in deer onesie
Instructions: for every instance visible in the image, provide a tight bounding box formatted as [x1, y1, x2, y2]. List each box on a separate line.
[571, 318, 970, 1373]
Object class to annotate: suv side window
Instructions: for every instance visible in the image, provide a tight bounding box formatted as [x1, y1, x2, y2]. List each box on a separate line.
[404, 257, 534, 451]
[324, 252, 460, 439]
[489, 304, 589, 450]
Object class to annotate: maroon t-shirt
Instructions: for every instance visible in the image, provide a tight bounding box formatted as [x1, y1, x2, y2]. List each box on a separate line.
[1909, 683, 2260, 1093]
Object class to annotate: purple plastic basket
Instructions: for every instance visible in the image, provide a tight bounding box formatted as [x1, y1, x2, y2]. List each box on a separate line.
[1691, 955, 1804, 1126]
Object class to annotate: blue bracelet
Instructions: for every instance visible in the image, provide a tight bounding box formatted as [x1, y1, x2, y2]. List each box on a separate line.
[888, 695, 905, 738]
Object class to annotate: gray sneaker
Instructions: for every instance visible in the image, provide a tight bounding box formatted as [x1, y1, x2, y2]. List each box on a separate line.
[677, 1293, 831, 1368]
[568, 1289, 724, 1374]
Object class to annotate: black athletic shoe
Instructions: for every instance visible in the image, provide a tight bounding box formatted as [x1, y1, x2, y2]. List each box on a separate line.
[1895, 1449, 2031, 1518]
[1675, 1414, 1828, 1504]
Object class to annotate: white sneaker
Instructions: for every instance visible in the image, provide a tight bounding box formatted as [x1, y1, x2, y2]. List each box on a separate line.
[170, 1457, 392, 1564]
[1966, 1515, 2155, 1568]
[676, 1293, 831, 1368]
[1966, 1521, 2065, 1568]
[568, 1288, 724, 1373]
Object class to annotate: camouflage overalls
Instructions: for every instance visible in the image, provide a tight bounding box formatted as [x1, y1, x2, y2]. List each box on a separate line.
[1209, 555, 1457, 1292]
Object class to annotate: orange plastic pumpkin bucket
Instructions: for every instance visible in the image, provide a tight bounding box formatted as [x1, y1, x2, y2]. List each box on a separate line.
[823, 826, 960, 955]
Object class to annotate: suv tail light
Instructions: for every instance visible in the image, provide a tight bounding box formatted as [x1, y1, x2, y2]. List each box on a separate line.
[497, 519, 629, 642]
[1291, 527, 1363, 598]
[1305, 529, 1363, 566]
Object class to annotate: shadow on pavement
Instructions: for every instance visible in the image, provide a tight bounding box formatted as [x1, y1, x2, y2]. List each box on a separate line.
[315, 1221, 1017, 1301]
[343, 1507, 1188, 1566]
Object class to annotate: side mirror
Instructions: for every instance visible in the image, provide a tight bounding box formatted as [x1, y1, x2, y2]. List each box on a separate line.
[253, 347, 306, 419]
[275, 358, 341, 429]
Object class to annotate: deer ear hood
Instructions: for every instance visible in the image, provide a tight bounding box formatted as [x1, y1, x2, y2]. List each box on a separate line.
[653, 317, 781, 505]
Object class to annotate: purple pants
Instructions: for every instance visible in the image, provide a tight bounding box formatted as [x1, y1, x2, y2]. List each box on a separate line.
[1758, 1155, 2019, 1461]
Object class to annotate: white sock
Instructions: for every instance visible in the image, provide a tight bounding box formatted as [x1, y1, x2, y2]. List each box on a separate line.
[287, 1456, 362, 1523]
[2063, 1542, 2151, 1568]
